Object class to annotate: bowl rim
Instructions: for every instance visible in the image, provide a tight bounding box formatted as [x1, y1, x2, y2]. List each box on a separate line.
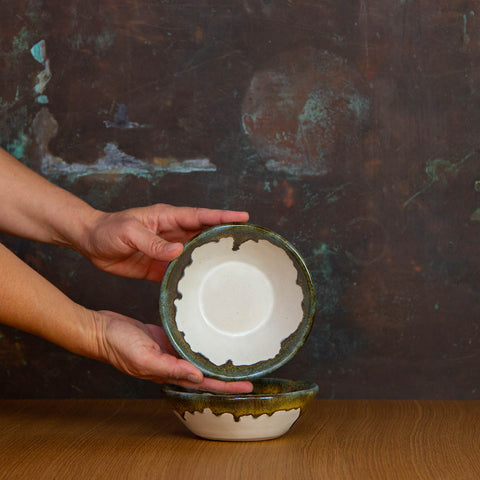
[162, 378, 319, 401]
[159, 223, 317, 380]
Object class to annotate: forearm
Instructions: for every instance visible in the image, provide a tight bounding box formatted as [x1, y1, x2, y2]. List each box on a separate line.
[0, 242, 100, 359]
[0, 147, 102, 249]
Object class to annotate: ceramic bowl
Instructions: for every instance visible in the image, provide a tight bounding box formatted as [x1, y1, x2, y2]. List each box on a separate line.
[160, 223, 316, 380]
[162, 378, 319, 441]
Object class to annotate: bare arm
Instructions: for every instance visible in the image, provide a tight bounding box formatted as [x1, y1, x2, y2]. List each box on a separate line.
[0, 242, 98, 358]
[0, 147, 252, 393]
[0, 147, 99, 248]
[0, 243, 252, 393]
[0, 147, 249, 281]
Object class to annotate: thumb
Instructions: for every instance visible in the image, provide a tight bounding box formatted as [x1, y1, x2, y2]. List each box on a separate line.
[128, 226, 184, 261]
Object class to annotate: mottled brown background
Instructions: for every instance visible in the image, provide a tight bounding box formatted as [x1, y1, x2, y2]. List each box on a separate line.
[0, 0, 479, 399]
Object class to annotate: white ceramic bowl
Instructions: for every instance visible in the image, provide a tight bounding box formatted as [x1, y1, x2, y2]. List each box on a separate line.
[162, 378, 319, 441]
[160, 224, 316, 380]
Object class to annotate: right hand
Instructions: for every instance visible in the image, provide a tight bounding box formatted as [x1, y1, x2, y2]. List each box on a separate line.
[93, 310, 253, 393]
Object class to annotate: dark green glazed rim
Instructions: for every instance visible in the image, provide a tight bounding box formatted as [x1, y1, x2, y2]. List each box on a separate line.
[162, 378, 319, 421]
[159, 223, 317, 380]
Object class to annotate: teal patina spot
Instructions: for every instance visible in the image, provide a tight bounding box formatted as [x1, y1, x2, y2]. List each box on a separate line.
[326, 194, 338, 204]
[6, 133, 29, 159]
[425, 158, 458, 183]
[317, 243, 334, 280]
[404, 151, 477, 207]
[94, 30, 116, 53]
[30, 39, 46, 64]
[347, 90, 371, 119]
[298, 90, 331, 131]
[11, 27, 29, 54]
[471, 208, 480, 222]
[36, 95, 49, 104]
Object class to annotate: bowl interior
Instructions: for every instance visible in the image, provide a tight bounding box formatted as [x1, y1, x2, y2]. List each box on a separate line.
[160, 224, 316, 380]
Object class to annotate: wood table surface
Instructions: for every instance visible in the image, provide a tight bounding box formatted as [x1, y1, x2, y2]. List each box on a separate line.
[0, 399, 479, 479]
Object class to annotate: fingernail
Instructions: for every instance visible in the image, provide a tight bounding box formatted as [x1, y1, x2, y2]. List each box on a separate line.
[187, 374, 202, 383]
[166, 243, 182, 254]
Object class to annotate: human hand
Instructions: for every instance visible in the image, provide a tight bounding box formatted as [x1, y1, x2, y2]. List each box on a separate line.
[94, 310, 253, 393]
[80, 204, 249, 281]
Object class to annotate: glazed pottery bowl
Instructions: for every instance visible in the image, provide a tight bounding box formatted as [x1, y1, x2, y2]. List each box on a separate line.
[162, 378, 319, 441]
[160, 223, 316, 380]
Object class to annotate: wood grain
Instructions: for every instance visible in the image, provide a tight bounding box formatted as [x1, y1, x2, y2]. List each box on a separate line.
[0, 400, 478, 479]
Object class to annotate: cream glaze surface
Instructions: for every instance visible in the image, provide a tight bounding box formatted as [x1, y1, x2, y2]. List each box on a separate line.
[174, 237, 303, 366]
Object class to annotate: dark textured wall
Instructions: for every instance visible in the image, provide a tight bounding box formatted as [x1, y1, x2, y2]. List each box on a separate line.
[1, 0, 479, 399]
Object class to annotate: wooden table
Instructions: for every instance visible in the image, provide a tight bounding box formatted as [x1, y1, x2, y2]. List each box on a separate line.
[0, 399, 479, 479]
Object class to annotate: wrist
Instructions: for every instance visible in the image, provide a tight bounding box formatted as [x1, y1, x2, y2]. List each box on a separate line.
[70, 307, 104, 360]
[54, 205, 105, 254]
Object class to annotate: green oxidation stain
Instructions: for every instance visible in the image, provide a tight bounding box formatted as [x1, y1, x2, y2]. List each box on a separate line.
[11, 27, 30, 55]
[425, 158, 459, 183]
[36, 95, 49, 104]
[70, 30, 116, 55]
[313, 243, 342, 317]
[316, 243, 333, 280]
[347, 90, 370, 119]
[0, 104, 30, 160]
[94, 30, 116, 52]
[296, 86, 370, 159]
[471, 208, 480, 222]
[426, 151, 476, 183]
[434, 303, 440, 310]
[405, 151, 477, 207]
[6, 133, 29, 159]
[474, 180, 480, 192]
[298, 87, 369, 127]
[298, 90, 331, 131]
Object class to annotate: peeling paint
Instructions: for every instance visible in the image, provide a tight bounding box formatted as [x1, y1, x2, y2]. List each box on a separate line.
[34, 59, 51, 95]
[31, 105, 215, 181]
[40, 141, 216, 181]
[31, 40, 51, 104]
[32, 107, 61, 168]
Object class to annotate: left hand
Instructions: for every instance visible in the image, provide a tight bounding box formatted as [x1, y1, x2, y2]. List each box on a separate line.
[80, 204, 249, 281]
[95, 310, 253, 393]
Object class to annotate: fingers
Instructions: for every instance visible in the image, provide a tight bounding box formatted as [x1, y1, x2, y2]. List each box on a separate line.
[174, 207, 249, 232]
[178, 377, 254, 394]
[127, 223, 184, 262]
[143, 326, 254, 394]
[140, 346, 252, 393]
[143, 351, 204, 384]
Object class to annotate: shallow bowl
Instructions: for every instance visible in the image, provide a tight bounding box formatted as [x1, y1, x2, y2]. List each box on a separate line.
[160, 223, 316, 380]
[162, 378, 319, 441]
